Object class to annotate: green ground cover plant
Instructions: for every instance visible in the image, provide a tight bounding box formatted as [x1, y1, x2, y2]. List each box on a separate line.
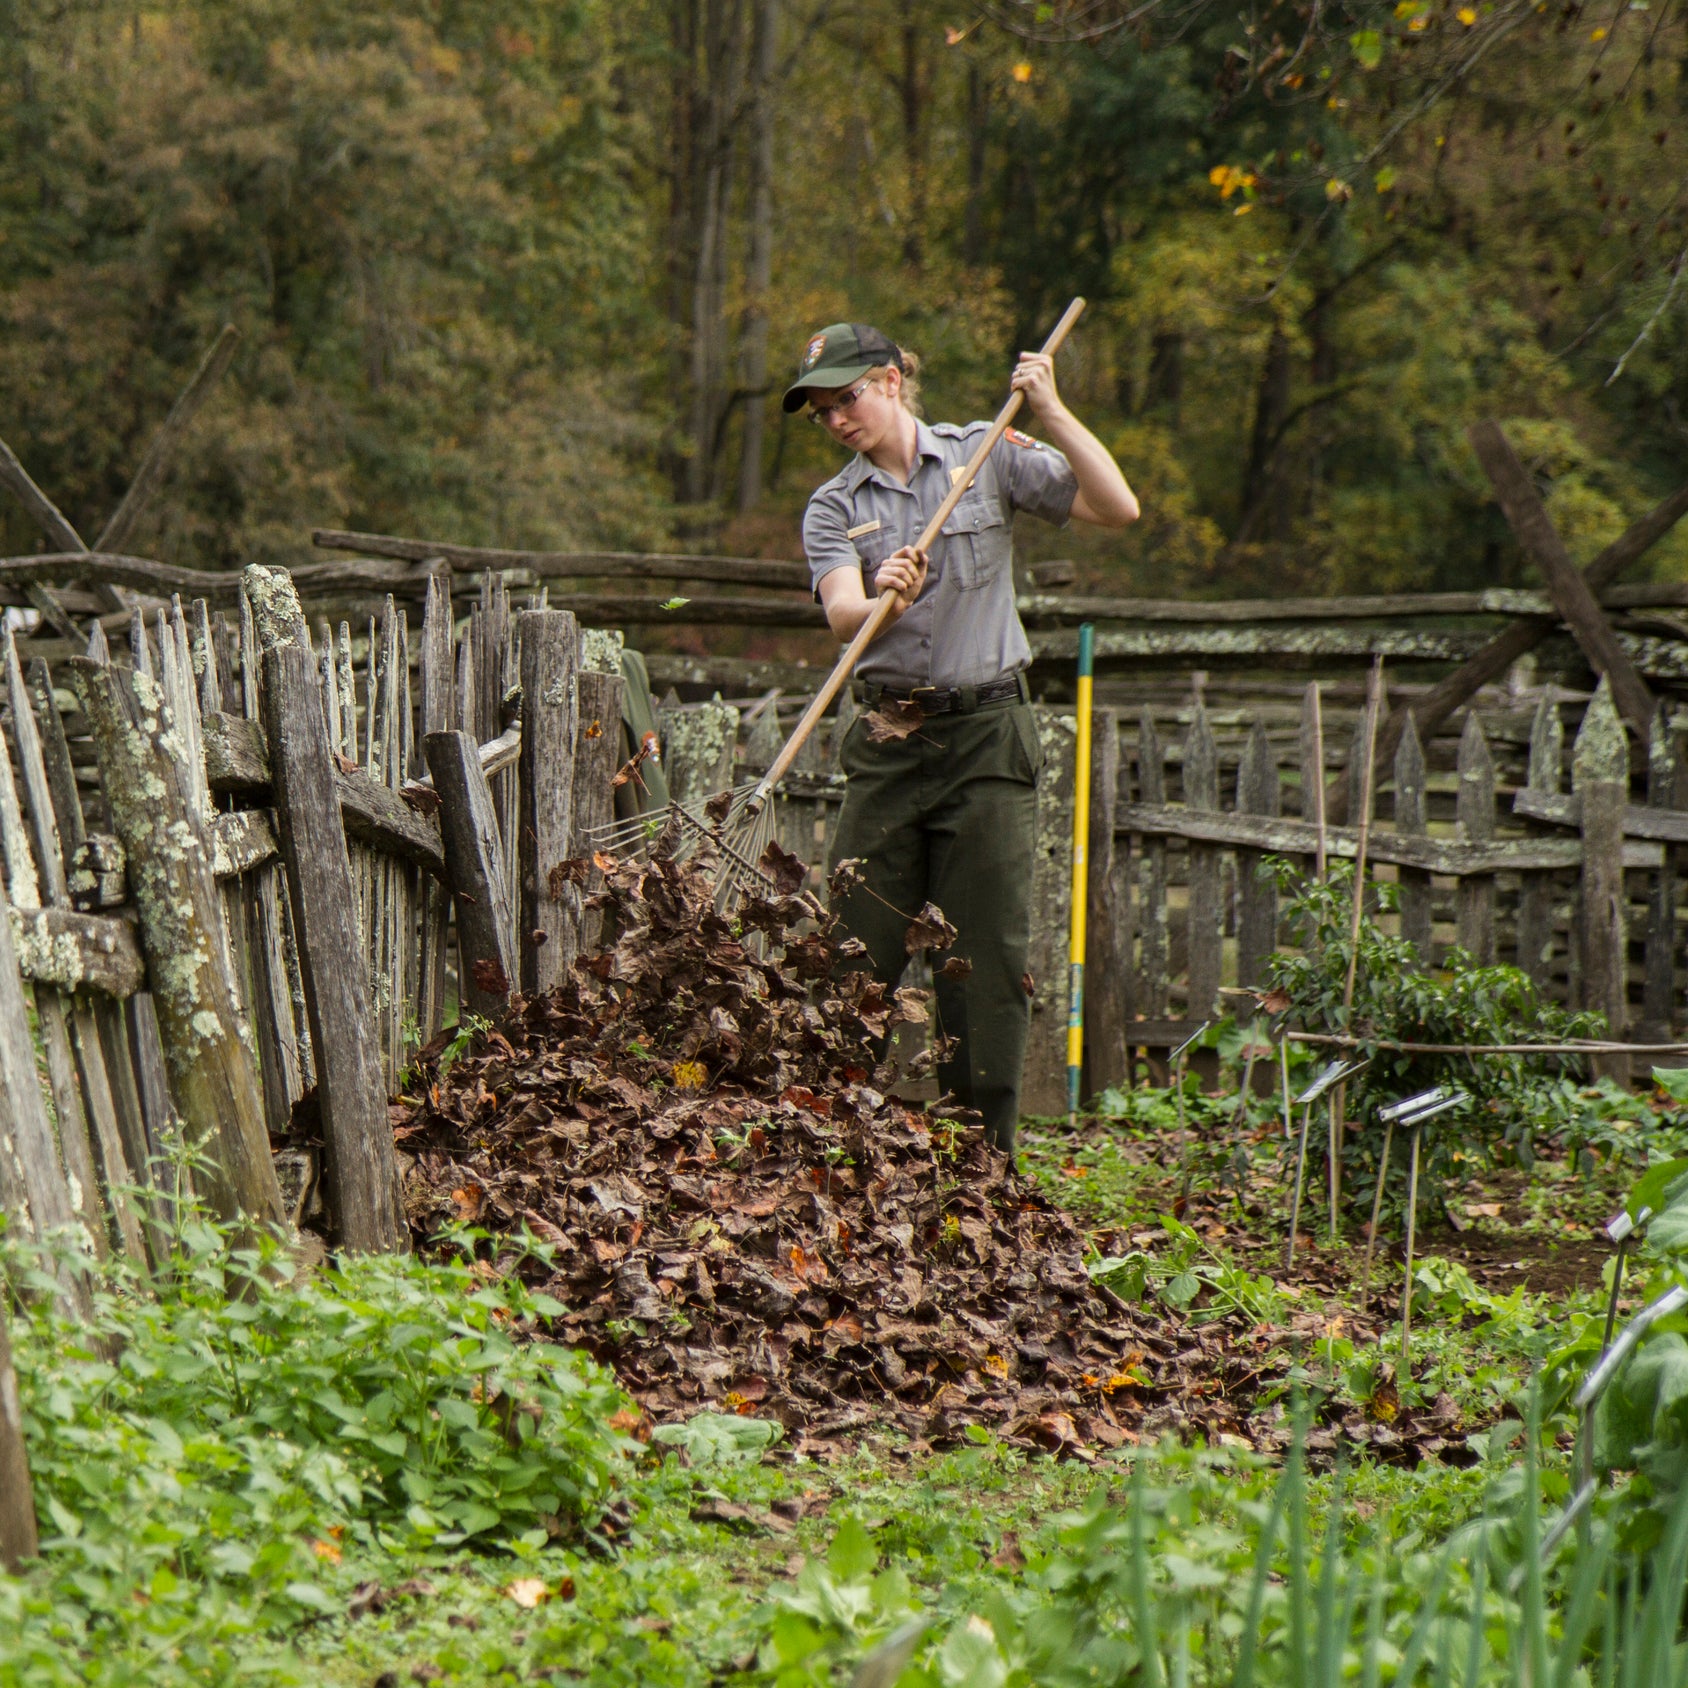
[10, 1049, 1688, 1684]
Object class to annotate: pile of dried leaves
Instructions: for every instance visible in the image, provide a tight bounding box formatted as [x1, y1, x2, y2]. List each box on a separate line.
[394, 840, 1265, 1457]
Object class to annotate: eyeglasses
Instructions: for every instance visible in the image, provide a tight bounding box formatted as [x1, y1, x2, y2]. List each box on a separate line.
[808, 375, 879, 426]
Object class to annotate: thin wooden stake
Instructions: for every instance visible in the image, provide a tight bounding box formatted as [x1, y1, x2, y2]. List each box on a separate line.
[1360, 1118, 1395, 1308]
[1287, 1102, 1313, 1271]
[1333, 657, 1385, 1226]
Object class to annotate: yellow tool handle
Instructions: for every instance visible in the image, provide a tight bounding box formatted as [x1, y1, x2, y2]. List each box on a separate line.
[750, 297, 1087, 808]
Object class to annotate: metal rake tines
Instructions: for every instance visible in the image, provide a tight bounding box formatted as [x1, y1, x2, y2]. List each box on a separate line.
[584, 792, 782, 906]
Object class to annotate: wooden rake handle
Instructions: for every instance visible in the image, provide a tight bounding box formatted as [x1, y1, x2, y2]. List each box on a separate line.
[749, 296, 1087, 809]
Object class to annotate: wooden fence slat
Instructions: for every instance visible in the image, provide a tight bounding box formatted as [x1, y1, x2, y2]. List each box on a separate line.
[1642, 704, 1678, 1041]
[427, 728, 518, 1019]
[1235, 716, 1280, 990]
[1134, 710, 1168, 1019]
[1516, 694, 1562, 988]
[0, 710, 92, 1311]
[0, 1299, 37, 1572]
[1456, 711, 1497, 965]
[256, 626, 407, 1253]
[1576, 677, 1630, 1080]
[3, 637, 107, 1253]
[1085, 709, 1128, 1095]
[1393, 713, 1432, 960]
[73, 657, 285, 1234]
[570, 670, 625, 955]
[1298, 681, 1324, 879]
[418, 575, 453, 1039]
[518, 610, 581, 994]
[1184, 700, 1221, 1018]
[232, 587, 310, 1138]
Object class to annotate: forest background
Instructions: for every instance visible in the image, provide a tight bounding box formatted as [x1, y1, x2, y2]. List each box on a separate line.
[3, 0, 1687, 630]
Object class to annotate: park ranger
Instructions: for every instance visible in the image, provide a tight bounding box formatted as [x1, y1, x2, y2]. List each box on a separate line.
[787, 322, 1139, 1155]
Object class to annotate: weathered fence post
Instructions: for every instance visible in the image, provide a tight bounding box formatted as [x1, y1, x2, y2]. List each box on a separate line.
[71, 655, 286, 1234]
[1023, 708, 1078, 1116]
[570, 669, 626, 954]
[1517, 694, 1562, 989]
[1456, 711, 1497, 965]
[1235, 717, 1280, 990]
[1394, 714, 1432, 960]
[5, 634, 138, 1264]
[1575, 678, 1630, 1080]
[427, 729, 518, 1018]
[1299, 682, 1327, 879]
[248, 569, 407, 1254]
[0, 1299, 36, 1572]
[518, 610, 581, 994]
[1184, 700, 1221, 1018]
[0, 844, 92, 1318]
[1135, 711, 1168, 1020]
[1085, 709, 1128, 1094]
[1641, 704, 1678, 1042]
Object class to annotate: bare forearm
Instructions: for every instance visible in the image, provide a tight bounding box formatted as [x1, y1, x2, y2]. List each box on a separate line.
[1037, 405, 1139, 526]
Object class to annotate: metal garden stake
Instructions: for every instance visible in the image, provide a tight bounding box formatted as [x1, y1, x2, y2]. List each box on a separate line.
[1172, 1020, 1210, 1206]
[1386, 1088, 1469, 1368]
[1286, 1058, 1364, 1270]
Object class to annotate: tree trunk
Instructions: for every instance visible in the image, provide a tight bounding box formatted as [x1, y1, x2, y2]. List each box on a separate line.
[899, 15, 930, 271]
[963, 61, 988, 267]
[1235, 324, 1293, 544]
[736, 0, 777, 514]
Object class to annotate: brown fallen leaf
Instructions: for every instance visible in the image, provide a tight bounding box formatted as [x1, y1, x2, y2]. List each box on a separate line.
[938, 955, 974, 980]
[904, 901, 958, 955]
[759, 839, 808, 896]
[864, 698, 926, 742]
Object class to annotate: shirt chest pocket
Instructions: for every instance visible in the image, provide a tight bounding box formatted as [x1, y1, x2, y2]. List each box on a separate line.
[939, 491, 1009, 590]
[851, 525, 895, 589]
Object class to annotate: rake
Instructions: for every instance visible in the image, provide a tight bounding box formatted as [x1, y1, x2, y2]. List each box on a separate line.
[592, 296, 1089, 904]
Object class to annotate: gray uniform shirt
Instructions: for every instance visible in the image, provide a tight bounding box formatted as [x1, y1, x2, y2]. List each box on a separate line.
[803, 419, 1079, 690]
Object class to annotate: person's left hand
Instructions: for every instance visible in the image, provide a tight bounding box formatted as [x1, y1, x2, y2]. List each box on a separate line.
[1010, 351, 1067, 423]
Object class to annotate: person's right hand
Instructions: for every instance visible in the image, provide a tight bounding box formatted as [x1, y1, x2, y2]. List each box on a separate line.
[875, 545, 928, 615]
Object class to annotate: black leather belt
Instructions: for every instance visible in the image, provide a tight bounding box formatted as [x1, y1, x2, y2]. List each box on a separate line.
[855, 674, 1027, 715]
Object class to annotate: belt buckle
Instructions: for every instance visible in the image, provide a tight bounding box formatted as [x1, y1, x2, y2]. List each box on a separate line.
[907, 685, 944, 710]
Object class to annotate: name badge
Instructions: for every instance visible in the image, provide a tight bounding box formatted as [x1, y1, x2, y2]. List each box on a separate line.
[949, 466, 975, 489]
[846, 519, 881, 540]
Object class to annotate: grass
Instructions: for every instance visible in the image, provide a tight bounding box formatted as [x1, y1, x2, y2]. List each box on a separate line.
[3, 1073, 1685, 1686]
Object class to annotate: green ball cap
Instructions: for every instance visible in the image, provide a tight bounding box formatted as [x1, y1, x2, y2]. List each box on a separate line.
[781, 322, 903, 412]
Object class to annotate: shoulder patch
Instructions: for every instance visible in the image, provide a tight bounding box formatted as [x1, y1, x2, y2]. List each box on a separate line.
[1004, 427, 1045, 450]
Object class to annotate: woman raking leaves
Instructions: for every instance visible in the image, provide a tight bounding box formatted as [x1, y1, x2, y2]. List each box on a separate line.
[787, 316, 1140, 1154]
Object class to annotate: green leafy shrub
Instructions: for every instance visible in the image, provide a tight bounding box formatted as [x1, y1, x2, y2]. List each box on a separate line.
[0, 1216, 635, 1685]
[1266, 861, 1601, 1202]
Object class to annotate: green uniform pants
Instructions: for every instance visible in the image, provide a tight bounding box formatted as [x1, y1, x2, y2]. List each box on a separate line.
[829, 695, 1041, 1154]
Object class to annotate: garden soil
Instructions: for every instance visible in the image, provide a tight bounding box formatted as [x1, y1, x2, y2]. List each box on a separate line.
[392, 841, 1470, 1463]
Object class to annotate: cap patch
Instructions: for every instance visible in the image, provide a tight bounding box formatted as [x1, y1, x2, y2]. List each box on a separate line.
[1005, 428, 1044, 450]
[802, 333, 828, 373]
